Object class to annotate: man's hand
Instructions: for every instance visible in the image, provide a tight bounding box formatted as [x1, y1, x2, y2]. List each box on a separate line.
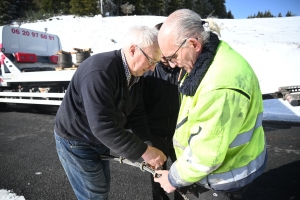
[141, 146, 166, 168]
[154, 170, 176, 193]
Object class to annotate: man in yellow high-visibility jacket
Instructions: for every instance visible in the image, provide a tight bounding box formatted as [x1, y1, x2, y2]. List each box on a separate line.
[154, 9, 267, 200]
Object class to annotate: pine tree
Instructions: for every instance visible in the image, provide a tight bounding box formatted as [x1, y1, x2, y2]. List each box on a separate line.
[147, 0, 165, 15]
[0, 0, 17, 25]
[70, 0, 86, 15]
[32, 0, 41, 9]
[70, 0, 100, 16]
[131, 0, 146, 15]
[185, 0, 196, 11]
[264, 10, 273, 18]
[16, 0, 37, 18]
[41, 0, 67, 14]
[193, 0, 214, 18]
[278, 12, 282, 17]
[227, 10, 234, 19]
[57, 0, 71, 14]
[167, 0, 184, 15]
[85, 0, 100, 16]
[286, 11, 293, 17]
[41, 0, 54, 13]
[8, 0, 18, 20]
[257, 11, 263, 18]
[209, 0, 227, 18]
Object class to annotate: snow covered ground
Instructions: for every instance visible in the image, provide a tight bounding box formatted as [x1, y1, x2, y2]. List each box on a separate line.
[0, 189, 25, 200]
[1, 14, 300, 199]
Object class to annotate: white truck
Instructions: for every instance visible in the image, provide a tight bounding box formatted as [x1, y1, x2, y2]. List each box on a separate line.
[0, 25, 78, 106]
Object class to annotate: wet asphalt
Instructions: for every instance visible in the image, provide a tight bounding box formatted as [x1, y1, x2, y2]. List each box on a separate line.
[0, 104, 299, 200]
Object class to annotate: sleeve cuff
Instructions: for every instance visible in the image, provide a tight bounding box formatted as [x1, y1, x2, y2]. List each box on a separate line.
[144, 141, 153, 146]
[168, 162, 193, 188]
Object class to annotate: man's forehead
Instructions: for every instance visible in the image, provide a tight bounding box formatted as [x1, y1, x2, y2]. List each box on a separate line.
[158, 32, 176, 56]
[158, 25, 173, 40]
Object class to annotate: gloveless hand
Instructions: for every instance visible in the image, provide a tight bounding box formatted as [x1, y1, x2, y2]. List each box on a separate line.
[141, 145, 167, 168]
[154, 170, 176, 193]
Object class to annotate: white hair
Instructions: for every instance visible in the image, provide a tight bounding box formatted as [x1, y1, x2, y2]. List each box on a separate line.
[164, 9, 221, 45]
[122, 26, 159, 48]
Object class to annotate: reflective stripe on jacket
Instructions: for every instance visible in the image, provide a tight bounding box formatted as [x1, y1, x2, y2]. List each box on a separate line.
[168, 41, 267, 191]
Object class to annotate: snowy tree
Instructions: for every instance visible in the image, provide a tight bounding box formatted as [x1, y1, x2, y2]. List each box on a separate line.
[121, 2, 135, 15]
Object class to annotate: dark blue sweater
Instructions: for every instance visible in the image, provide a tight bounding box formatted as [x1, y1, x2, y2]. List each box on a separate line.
[55, 50, 150, 161]
[143, 63, 181, 140]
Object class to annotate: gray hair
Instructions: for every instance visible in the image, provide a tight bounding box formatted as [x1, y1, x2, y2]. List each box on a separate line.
[164, 9, 220, 46]
[122, 26, 158, 48]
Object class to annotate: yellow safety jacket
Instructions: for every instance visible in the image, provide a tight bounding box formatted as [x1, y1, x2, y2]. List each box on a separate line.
[168, 41, 267, 191]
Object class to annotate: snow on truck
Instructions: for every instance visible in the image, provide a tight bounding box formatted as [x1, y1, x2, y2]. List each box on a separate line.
[0, 25, 299, 107]
[0, 25, 90, 106]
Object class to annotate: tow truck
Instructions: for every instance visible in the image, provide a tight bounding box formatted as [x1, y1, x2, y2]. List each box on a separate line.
[0, 25, 86, 106]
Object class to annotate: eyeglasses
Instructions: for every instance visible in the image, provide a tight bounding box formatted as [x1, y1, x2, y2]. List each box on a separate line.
[161, 38, 187, 65]
[161, 37, 198, 64]
[136, 45, 160, 66]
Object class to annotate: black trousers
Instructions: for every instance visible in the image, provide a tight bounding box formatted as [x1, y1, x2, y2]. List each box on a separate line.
[183, 183, 251, 200]
[150, 135, 184, 200]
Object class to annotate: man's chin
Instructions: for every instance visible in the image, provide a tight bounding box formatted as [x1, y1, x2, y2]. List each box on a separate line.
[136, 72, 144, 77]
[140, 70, 148, 76]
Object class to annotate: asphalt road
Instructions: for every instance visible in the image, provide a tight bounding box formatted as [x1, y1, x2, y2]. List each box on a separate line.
[0, 104, 300, 200]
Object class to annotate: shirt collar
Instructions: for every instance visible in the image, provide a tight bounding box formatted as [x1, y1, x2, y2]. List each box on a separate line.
[121, 49, 140, 88]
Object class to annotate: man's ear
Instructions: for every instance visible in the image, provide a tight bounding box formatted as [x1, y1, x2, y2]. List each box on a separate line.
[189, 38, 202, 52]
[129, 45, 136, 57]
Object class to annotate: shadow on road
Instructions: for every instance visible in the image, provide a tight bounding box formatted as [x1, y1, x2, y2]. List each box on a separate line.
[263, 121, 300, 130]
[244, 161, 300, 200]
[0, 103, 59, 115]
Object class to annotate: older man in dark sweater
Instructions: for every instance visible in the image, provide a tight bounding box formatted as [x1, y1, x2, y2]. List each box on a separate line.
[54, 26, 166, 200]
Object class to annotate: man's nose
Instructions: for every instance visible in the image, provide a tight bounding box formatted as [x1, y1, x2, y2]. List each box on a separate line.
[169, 62, 177, 68]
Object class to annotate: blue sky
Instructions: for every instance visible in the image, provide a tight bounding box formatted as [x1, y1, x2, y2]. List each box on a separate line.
[225, 0, 300, 19]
